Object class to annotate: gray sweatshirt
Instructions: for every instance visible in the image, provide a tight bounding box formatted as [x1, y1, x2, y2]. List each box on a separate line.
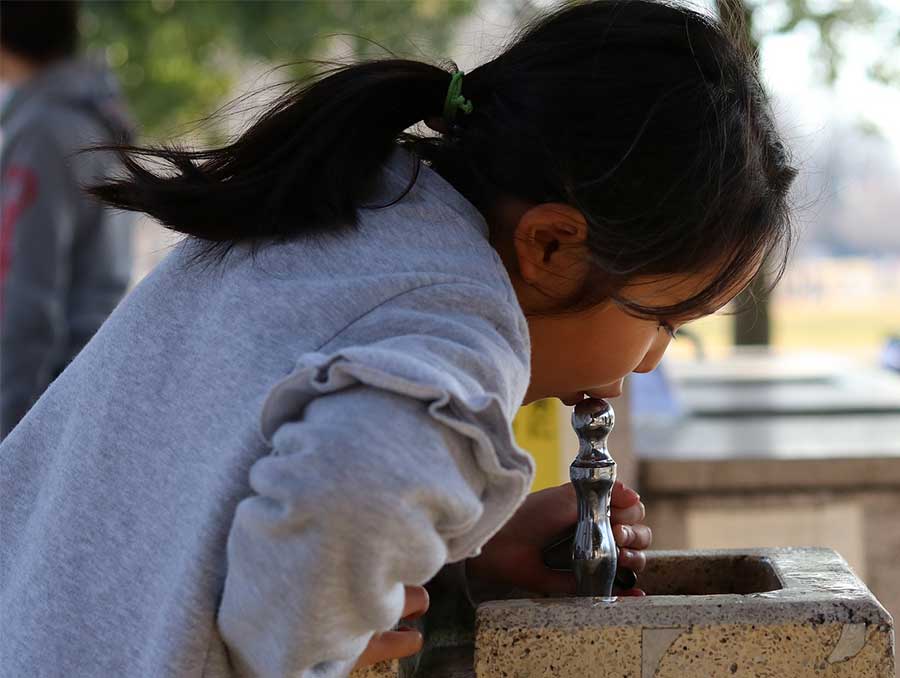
[0, 54, 135, 438]
[0, 144, 535, 677]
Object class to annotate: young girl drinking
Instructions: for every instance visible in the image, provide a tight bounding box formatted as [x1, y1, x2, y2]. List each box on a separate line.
[0, 0, 795, 675]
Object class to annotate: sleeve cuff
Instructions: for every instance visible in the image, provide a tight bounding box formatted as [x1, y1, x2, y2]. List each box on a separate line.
[259, 348, 535, 563]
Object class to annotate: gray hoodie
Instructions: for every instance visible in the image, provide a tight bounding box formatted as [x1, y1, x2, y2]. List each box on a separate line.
[0, 53, 135, 438]
[0, 144, 535, 677]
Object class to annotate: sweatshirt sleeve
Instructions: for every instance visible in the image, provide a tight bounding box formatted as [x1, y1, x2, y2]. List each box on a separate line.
[217, 282, 535, 678]
[0, 125, 78, 437]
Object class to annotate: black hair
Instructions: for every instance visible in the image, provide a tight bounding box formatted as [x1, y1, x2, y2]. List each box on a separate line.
[83, 0, 797, 321]
[0, 1, 80, 64]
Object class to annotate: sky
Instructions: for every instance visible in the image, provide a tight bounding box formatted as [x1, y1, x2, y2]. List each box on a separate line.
[758, 8, 900, 164]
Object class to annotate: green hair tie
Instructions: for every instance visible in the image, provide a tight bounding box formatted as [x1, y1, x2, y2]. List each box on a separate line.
[442, 70, 474, 124]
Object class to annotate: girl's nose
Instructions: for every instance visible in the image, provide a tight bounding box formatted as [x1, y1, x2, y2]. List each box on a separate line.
[632, 361, 657, 374]
[633, 337, 671, 374]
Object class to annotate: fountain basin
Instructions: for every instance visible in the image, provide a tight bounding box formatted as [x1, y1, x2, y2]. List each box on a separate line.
[476, 547, 894, 677]
[353, 547, 895, 677]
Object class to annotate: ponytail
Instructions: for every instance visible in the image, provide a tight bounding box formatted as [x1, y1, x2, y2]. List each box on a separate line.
[82, 59, 466, 257]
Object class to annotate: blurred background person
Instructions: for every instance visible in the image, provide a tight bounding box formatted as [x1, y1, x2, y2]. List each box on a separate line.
[0, 0, 136, 438]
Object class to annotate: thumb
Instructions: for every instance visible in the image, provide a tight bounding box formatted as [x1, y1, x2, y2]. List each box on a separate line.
[528, 480, 635, 542]
[520, 483, 578, 542]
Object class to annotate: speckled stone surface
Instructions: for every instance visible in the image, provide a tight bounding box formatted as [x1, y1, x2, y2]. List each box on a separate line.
[475, 548, 895, 677]
[642, 485, 900, 663]
[349, 658, 399, 678]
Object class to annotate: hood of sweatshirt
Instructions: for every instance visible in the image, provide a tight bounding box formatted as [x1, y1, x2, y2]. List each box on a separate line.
[1, 52, 135, 142]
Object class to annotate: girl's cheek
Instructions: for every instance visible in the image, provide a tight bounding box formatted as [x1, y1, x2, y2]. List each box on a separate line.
[577, 323, 656, 385]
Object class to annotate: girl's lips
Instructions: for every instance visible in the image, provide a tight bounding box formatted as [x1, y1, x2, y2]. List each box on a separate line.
[585, 388, 623, 399]
[561, 389, 623, 406]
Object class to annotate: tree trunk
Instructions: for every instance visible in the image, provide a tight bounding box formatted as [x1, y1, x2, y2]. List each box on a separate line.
[715, 0, 772, 346]
[733, 268, 772, 346]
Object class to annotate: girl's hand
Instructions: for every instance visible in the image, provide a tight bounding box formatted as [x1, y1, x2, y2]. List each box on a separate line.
[351, 585, 429, 671]
[466, 481, 651, 596]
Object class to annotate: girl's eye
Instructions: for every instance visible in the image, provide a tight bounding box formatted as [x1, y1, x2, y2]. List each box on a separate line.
[658, 321, 678, 340]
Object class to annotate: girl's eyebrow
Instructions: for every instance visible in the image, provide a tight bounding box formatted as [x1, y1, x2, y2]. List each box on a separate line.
[680, 292, 742, 321]
[667, 308, 714, 324]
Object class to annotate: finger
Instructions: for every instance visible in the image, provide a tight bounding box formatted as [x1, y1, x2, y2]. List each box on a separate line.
[618, 547, 647, 573]
[530, 483, 641, 544]
[614, 523, 633, 548]
[539, 481, 639, 513]
[401, 609, 426, 622]
[610, 480, 640, 509]
[611, 501, 645, 526]
[629, 524, 653, 550]
[613, 523, 653, 550]
[364, 630, 423, 664]
[401, 585, 429, 620]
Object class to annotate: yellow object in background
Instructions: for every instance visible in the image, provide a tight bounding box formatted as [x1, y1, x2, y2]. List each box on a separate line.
[512, 398, 568, 492]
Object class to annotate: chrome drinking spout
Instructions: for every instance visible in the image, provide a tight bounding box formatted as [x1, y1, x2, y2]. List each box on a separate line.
[570, 397, 618, 598]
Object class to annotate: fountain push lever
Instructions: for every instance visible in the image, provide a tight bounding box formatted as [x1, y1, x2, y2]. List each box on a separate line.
[570, 398, 618, 597]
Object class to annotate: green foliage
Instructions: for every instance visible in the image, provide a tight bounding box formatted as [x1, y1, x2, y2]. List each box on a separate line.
[79, 0, 476, 140]
[740, 0, 897, 85]
[78, 0, 898, 140]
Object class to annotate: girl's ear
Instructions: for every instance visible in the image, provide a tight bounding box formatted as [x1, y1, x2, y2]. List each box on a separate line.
[513, 202, 591, 297]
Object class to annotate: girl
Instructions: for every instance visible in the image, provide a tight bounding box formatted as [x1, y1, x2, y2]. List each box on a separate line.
[0, 0, 795, 676]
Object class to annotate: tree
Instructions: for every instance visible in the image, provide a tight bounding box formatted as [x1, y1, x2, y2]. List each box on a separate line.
[79, 0, 477, 140]
[714, 0, 897, 345]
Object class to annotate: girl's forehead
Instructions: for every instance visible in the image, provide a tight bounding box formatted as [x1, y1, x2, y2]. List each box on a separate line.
[620, 264, 758, 319]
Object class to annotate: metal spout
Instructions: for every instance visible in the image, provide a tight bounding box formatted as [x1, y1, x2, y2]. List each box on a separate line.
[570, 398, 618, 598]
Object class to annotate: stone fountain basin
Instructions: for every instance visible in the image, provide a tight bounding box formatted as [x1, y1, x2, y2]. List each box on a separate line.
[476, 547, 895, 677]
[354, 547, 896, 677]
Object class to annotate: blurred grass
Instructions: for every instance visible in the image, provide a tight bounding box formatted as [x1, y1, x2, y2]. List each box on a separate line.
[667, 297, 900, 364]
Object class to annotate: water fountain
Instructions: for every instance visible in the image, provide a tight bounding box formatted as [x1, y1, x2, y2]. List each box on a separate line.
[353, 399, 895, 677]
